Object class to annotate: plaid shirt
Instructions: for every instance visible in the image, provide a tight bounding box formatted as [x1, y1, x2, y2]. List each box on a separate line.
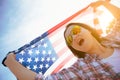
[35, 54, 120, 80]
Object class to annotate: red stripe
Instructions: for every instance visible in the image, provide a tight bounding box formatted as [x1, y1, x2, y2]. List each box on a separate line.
[48, 25, 64, 38]
[57, 46, 69, 57]
[48, 5, 90, 35]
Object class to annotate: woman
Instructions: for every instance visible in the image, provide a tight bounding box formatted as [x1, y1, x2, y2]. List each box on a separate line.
[64, 23, 120, 73]
[3, 0, 120, 80]
[3, 22, 120, 80]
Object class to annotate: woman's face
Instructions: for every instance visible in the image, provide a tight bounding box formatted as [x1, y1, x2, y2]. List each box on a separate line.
[65, 24, 95, 52]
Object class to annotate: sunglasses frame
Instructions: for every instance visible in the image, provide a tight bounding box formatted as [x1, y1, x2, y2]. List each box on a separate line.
[66, 25, 81, 46]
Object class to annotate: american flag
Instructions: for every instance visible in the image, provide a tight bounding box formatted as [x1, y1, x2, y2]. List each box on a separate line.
[15, 27, 75, 75]
[15, 2, 114, 77]
[14, 5, 90, 76]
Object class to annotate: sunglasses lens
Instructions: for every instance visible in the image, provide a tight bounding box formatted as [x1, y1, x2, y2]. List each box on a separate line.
[66, 35, 72, 45]
[71, 25, 81, 35]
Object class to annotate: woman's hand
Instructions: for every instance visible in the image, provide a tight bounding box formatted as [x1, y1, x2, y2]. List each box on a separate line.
[4, 53, 16, 66]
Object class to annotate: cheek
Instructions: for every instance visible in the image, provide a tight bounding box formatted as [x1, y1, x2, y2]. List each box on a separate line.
[71, 42, 84, 51]
[72, 40, 92, 52]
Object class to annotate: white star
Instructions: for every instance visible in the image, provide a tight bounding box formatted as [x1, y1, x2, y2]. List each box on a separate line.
[40, 39, 44, 42]
[28, 50, 33, 55]
[41, 57, 45, 62]
[39, 72, 43, 75]
[34, 57, 39, 63]
[48, 50, 52, 55]
[35, 50, 40, 55]
[33, 65, 37, 70]
[52, 57, 56, 62]
[31, 45, 35, 48]
[26, 66, 31, 70]
[39, 64, 43, 69]
[27, 58, 32, 63]
[19, 58, 24, 63]
[43, 43, 47, 48]
[42, 50, 46, 55]
[46, 57, 50, 62]
[38, 44, 41, 48]
[20, 50, 25, 55]
[45, 64, 49, 68]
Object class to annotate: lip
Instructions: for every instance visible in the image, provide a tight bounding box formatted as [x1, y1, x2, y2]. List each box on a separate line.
[79, 39, 84, 46]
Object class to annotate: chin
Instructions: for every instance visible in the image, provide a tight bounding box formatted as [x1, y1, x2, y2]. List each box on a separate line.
[82, 43, 92, 52]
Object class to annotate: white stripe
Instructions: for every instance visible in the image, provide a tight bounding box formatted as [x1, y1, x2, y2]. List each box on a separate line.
[60, 57, 77, 70]
[65, 7, 94, 25]
[49, 27, 65, 43]
[50, 36, 65, 45]
[44, 49, 72, 77]
[49, 30, 66, 53]
[54, 40, 66, 53]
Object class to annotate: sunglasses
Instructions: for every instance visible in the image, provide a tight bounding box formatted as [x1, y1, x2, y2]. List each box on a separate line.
[66, 25, 81, 46]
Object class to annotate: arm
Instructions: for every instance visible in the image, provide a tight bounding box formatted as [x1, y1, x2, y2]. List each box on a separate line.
[90, 1, 120, 19]
[5, 53, 81, 80]
[5, 53, 37, 80]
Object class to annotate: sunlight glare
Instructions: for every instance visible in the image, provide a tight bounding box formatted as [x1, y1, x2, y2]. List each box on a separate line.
[95, 5, 114, 36]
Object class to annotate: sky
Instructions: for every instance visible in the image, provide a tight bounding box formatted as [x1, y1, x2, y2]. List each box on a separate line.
[0, 0, 120, 80]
